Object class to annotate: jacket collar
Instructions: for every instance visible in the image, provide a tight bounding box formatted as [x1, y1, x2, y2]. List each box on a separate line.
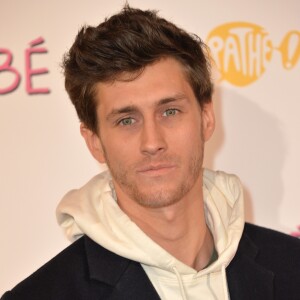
[84, 236, 160, 299]
[83, 225, 275, 300]
[226, 227, 274, 300]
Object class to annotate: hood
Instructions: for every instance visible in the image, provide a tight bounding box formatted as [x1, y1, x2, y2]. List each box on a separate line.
[56, 168, 244, 276]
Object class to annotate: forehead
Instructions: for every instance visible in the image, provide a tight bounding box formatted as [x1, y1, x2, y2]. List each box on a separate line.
[94, 57, 194, 112]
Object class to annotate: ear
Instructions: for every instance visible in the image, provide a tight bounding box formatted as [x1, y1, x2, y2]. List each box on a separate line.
[201, 102, 215, 142]
[80, 123, 106, 163]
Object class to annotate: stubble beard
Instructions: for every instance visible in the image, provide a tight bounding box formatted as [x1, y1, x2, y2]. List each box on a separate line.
[102, 143, 204, 209]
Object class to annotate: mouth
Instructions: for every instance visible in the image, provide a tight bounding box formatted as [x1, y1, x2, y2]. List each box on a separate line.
[137, 164, 176, 176]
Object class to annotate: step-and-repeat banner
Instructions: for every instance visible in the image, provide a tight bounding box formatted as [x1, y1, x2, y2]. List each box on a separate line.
[1, 0, 299, 294]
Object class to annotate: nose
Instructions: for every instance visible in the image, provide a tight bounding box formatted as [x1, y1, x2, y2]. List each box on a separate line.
[140, 118, 167, 155]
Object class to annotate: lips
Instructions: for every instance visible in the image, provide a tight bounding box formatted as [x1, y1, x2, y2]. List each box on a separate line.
[137, 164, 176, 175]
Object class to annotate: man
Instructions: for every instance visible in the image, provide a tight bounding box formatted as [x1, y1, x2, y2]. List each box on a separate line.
[2, 5, 300, 300]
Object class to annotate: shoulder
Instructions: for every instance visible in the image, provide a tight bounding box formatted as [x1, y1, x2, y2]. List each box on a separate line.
[241, 223, 300, 276]
[227, 223, 300, 299]
[243, 222, 300, 251]
[1, 236, 113, 300]
[16, 236, 87, 284]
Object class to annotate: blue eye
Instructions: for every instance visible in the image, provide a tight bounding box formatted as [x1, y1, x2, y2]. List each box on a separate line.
[119, 118, 135, 126]
[163, 109, 178, 116]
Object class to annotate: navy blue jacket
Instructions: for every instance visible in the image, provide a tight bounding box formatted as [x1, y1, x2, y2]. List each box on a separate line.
[2, 223, 300, 300]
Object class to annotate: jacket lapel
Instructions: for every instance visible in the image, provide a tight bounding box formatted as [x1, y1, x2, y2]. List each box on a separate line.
[84, 236, 160, 300]
[83, 227, 275, 299]
[226, 230, 274, 300]
[109, 260, 161, 300]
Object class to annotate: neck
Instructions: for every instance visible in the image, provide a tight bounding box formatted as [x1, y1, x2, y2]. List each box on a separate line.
[116, 178, 214, 271]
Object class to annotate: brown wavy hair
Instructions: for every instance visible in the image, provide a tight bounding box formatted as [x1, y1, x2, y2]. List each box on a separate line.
[62, 5, 213, 133]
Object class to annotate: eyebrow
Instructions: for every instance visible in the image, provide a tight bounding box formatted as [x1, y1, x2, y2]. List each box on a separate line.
[106, 94, 187, 121]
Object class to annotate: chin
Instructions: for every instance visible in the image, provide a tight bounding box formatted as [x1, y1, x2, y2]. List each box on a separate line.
[132, 187, 183, 209]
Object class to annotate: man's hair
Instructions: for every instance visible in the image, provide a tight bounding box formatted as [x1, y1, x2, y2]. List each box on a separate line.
[62, 5, 213, 133]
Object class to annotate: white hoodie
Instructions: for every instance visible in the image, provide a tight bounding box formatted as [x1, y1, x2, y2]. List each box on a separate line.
[56, 169, 244, 300]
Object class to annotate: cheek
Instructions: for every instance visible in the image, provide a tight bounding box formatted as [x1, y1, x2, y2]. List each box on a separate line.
[173, 120, 203, 143]
[169, 127, 203, 158]
[102, 135, 138, 165]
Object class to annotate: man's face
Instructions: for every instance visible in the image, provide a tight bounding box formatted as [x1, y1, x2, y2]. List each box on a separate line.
[82, 57, 215, 209]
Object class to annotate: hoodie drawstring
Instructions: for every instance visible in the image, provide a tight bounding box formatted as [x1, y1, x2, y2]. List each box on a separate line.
[221, 265, 230, 300]
[172, 266, 188, 300]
